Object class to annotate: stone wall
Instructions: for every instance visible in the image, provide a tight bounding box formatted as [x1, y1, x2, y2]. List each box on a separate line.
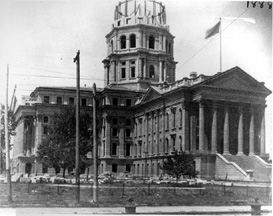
[215, 154, 248, 181]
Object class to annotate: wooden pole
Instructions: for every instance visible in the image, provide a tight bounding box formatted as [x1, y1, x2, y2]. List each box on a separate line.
[220, 18, 222, 72]
[74, 50, 80, 203]
[93, 83, 98, 202]
[5, 64, 12, 203]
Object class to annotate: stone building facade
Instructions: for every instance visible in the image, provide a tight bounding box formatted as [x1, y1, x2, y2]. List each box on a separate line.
[12, 0, 271, 181]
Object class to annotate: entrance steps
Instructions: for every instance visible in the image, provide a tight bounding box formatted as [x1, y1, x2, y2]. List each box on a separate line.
[216, 154, 271, 182]
[11, 173, 22, 182]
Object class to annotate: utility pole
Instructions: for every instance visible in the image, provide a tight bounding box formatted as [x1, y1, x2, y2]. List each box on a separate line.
[5, 64, 12, 203]
[74, 50, 80, 203]
[92, 83, 98, 202]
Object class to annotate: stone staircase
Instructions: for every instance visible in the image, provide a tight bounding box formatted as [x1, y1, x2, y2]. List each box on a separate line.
[11, 173, 23, 182]
[221, 154, 271, 182]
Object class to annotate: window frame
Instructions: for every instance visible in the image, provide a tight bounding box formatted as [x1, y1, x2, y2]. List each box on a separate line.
[130, 34, 136, 48]
[120, 35, 126, 49]
[44, 96, 50, 104]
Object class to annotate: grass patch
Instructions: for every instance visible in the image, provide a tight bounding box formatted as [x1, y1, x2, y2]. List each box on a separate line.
[0, 182, 271, 207]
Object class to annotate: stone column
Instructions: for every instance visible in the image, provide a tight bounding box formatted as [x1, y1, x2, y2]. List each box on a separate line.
[260, 106, 266, 156]
[211, 102, 217, 154]
[159, 60, 163, 82]
[237, 107, 244, 156]
[163, 61, 166, 81]
[223, 106, 230, 155]
[142, 32, 146, 49]
[143, 58, 147, 78]
[156, 109, 160, 155]
[119, 118, 125, 158]
[137, 142, 140, 157]
[161, 108, 165, 155]
[136, 57, 140, 78]
[145, 113, 149, 155]
[190, 114, 196, 153]
[249, 107, 255, 156]
[104, 65, 109, 86]
[149, 113, 153, 156]
[199, 101, 205, 152]
[182, 102, 189, 151]
[138, 31, 142, 48]
[105, 117, 111, 157]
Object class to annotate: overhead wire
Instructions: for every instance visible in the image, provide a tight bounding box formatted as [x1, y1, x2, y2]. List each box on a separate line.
[9, 73, 105, 81]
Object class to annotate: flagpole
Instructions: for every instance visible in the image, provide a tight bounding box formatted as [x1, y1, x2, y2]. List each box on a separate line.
[220, 18, 222, 72]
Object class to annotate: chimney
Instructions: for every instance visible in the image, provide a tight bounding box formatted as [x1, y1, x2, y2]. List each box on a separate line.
[190, 71, 197, 78]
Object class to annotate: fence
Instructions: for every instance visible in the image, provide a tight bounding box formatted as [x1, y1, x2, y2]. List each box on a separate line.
[0, 181, 271, 206]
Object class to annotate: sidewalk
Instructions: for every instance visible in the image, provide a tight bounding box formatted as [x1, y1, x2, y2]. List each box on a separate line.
[0, 205, 272, 215]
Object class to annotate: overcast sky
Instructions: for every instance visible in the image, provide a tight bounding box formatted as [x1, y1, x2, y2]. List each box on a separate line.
[0, 0, 272, 153]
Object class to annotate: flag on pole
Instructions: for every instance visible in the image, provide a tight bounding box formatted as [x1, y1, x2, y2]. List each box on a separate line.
[205, 21, 221, 39]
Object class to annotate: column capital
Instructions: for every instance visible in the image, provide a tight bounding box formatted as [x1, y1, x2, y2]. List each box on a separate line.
[238, 106, 244, 114]
[212, 101, 218, 109]
[197, 99, 205, 108]
[181, 100, 189, 109]
[106, 116, 111, 122]
[170, 106, 177, 113]
[249, 106, 255, 114]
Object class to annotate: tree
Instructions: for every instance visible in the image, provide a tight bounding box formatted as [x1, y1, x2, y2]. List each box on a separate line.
[160, 150, 198, 183]
[0, 104, 17, 174]
[37, 106, 93, 177]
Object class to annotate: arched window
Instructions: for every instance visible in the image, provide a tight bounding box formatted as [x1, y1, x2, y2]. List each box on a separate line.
[120, 35, 126, 49]
[149, 35, 155, 49]
[149, 65, 155, 78]
[130, 34, 136, 48]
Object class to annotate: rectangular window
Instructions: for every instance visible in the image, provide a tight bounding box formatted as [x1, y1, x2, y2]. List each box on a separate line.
[126, 164, 131, 172]
[112, 128, 118, 137]
[121, 61, 126, 79]
[125, 143, 131, 156]
[96, 99, 99, 108]
[126, 119, 131, 126]
[112, 143, 118, 156]
[82, 98, 87, 106]
[69, 97, 74, 105]
[43, 125, 49, 135]
[126, 99, 131, 107]
[126, 129, 131, 138]
[121, 68, 126, 79]
[44, 96, 50, 104]
[43, 116, 49, 123]
[130, 61, 136, 78]
[113, 98, 118, 106]
[112, 164, 118, 173]
[56, 96, 62, 105]
[112, 118, 118, 125]
[130, 67, 135, 78]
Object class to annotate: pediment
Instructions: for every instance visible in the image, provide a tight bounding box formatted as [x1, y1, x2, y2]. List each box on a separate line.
[141, 87, 161, 103]
[202, 67, 271, 94]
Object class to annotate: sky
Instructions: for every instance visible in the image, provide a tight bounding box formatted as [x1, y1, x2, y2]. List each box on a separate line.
[0, 0, 272, 153]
